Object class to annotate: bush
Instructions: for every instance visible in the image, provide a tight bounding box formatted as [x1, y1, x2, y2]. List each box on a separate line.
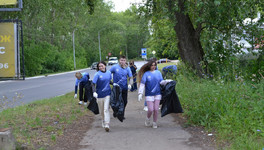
[24, 40, 78, 76]
[174, 63, 264, 149]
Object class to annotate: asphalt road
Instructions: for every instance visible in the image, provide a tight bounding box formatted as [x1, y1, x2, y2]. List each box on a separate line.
[0, 68, 96, 108]
[0, 61, 147, 109]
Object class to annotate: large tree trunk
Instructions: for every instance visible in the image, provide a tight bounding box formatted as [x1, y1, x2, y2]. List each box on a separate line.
[169, 0, 205, 76]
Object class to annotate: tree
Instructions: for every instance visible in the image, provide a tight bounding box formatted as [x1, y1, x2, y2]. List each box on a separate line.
[0, 0, 150, 76]
[141, 0, 263, 76]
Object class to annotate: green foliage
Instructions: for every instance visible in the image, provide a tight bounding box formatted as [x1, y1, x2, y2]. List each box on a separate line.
[175, 63, 264, 149]
[24, 40, 74, 76]
[140, 0, 263, 77]
[1, 0, 150, 76]
[145, 17, 179, 59]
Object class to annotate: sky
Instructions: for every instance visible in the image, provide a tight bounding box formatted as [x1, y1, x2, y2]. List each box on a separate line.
[104, 0, 143, 12]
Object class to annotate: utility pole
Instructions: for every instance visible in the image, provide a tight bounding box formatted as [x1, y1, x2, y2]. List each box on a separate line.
[73, 29, 76, 70]
[98, 31, 101, 61]
[126, 42, 128, 60]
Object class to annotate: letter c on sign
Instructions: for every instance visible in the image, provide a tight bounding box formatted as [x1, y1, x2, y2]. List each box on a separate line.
[0, 47, 5, 54]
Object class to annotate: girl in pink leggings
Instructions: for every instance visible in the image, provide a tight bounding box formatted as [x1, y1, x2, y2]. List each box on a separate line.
[138, 60, 163, 128]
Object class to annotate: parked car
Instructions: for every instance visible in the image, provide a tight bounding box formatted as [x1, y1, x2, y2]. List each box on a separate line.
[108, 57, 118, 65]
[157, 58, 171, 64]
[91, 62, 98, 70]
[146, 57, 156, 61]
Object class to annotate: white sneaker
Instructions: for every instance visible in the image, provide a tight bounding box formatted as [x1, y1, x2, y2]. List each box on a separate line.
[84, 102, 87, 106]
[143, 106, 148, 111]
[105, 124, 110, 132]
[78, 101, 83, 105]
[145, 117, 151, 127]
[152, 122, 158, 128]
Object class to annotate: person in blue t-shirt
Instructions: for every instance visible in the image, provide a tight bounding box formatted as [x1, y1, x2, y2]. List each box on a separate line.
[74, 72, 90, 105]
[138, 60, 163, 129]
[92, 61, 112, 132]
[109, 56, 133, 119]
[162, 65, 177, 79]
[129, 60, 137, 92]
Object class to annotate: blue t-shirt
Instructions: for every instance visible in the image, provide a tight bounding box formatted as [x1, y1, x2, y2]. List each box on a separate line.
[75, 72, 89, 86]
[75, 72, 90, 94]
[162, 65, 177, 74]
[92, 70, 112, 98]
[141, 70, 163, 96]
[110, 64, 132, 90]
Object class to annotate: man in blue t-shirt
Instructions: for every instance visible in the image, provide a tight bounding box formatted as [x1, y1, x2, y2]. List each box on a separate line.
[74, 72, 90, 105]
[109, 56, 133, 118]
[162, 65, 177, 78]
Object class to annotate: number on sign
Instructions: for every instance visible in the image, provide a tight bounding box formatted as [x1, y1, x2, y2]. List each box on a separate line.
[4, 63, 8, 68]
[0, 63, 8, 69]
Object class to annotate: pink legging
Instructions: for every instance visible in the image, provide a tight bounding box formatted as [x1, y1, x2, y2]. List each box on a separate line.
[146, 100, 160, 122]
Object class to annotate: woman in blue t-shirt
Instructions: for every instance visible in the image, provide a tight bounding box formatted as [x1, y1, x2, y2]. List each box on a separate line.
[92, 61, 112, 132]
[138, 60, 163, 128]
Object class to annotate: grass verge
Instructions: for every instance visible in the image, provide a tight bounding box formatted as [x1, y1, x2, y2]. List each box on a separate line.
[158, 62, 264, 150]
[0, 92, 94, 149]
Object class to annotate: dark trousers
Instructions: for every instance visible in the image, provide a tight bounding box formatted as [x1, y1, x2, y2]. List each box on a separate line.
[79, 83, 88, 102]
[130, 78, 137, 91]
[122, 90, 128, 116]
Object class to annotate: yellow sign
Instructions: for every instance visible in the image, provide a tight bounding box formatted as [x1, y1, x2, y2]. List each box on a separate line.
[0, 23, 16, 77]
[0, 0, 17, 5]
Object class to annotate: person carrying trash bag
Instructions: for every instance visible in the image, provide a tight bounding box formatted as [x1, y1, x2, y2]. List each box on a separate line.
[160, 80, 183, 117]
[110, 83, 125, 122]
[109, 56, 133, 120]
[138, 60, 163, 129]
[91, 61, 112, 132]
[74, 72, 90, 105]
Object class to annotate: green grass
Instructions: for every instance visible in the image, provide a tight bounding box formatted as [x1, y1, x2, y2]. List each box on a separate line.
[0, 92, 93, 149]
[157, 62, 178, 69]
[164, 62, 264, 150]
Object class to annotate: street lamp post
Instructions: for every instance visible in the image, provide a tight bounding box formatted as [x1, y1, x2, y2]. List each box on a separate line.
[98, 31, 102, 61]
[120, 31, 128, 59]
[73, 29, 76, 70]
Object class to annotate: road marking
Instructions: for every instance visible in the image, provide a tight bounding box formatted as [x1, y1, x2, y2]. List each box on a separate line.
[26, 68, 90, 79]
[0, 68, 90, 83]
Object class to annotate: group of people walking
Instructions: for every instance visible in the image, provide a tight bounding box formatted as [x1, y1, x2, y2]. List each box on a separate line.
[74, 56, 176, 132]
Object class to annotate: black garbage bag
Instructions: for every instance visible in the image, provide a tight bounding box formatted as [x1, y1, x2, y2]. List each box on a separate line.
[160, 80, 183, 117]
[85, 80, 94, 102]
[110, 84, 124, 122]
[87, 97, 99, 115]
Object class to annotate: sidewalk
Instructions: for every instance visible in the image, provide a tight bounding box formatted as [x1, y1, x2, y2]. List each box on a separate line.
[78, 91, 214, 150]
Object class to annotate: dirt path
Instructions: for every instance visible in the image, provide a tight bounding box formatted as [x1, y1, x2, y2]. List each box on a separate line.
[78, 91, 214, 150]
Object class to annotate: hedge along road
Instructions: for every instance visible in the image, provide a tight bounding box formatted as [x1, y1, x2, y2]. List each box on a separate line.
[0, 61, 147, 109]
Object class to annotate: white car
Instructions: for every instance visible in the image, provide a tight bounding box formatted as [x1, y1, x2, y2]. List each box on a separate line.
[108, 57, 118, 65]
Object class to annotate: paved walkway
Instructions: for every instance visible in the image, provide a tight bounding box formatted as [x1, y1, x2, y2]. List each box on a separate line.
[79, 91, 213, 150]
